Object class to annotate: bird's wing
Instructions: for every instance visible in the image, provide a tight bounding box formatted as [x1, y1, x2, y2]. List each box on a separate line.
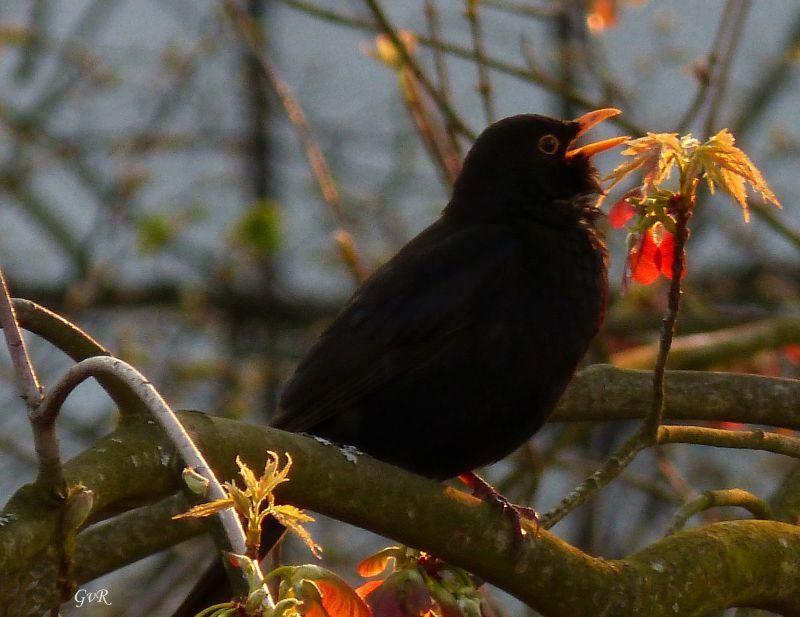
[273, 219, 518, 432]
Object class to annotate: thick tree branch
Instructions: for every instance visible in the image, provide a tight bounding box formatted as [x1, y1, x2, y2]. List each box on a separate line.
[3, 415, 800, 615]
[555, 364, 800, 429]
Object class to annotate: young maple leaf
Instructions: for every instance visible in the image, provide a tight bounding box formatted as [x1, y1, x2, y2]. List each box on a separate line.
[692, 128, 781, 221]
[272, 503, 322, 559]
[173, 452, 322, 558]
[604, 132, 683, 193]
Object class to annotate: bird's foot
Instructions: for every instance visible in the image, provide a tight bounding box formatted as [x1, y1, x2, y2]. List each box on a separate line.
[458, 472, 540, 546]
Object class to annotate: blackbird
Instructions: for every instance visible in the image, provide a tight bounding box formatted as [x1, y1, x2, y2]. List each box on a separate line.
[173, 109, 625, 615]
[273, 109, 623, 478]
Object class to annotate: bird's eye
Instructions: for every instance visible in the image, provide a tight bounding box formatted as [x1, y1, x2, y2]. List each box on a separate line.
[537, 134, 559, 155]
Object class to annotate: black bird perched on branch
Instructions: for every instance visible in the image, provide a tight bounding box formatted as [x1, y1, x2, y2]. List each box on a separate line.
[174, 109, 625, 616]
[275, 109, 623, 482]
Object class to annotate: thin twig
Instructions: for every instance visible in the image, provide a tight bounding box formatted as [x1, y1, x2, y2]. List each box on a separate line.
[645, 197, 692, 436]
[362, 0, 477, 140]
[279, 0, 643, 134]
[0, 269, 43, 410]
[553, 2, 575, 119]
[425, 0, 462, 158]
[731, 8, 800, 139]
[0, 270, 64, 490]
[703, 0, 751, 138]
[675, 0, 733, 132]
[540, 430, 647, 528]
[464, 0, 495, 124]
[653, 448, 696, 503]
[223, 0, 369, 282]
[666, 488, 772, 535]
[481, 0, 557, 19]
[398, 69, 461, 187]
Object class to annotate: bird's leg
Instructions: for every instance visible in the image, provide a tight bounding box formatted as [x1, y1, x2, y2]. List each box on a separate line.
[458, 472, 540, 543]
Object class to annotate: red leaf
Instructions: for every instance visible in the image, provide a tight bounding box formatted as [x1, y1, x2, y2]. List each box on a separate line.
[356, 581, 384, 601]
[657, 229, 687, 280]
[312, 578, 373, 617]
[609, 199, 636, 228]
[629, 232, 660, 284]
[784, 344, 800, 364]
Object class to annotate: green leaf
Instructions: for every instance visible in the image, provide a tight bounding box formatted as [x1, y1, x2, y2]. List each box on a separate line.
[137, 214, 175, 253]
[234, 199, 282, 255]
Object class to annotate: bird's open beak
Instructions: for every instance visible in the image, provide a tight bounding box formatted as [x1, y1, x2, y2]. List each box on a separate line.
[565, 108, 629, 159]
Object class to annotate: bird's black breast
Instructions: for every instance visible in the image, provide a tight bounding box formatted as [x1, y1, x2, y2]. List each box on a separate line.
[274, 211, 607, 479]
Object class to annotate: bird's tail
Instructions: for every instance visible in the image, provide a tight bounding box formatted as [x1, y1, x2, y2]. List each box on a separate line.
[170, 517, 286, 617]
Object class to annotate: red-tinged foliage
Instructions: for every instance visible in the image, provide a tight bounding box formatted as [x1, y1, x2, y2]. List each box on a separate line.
[358, 548, 401, 578]
[356, 581, 384, 601]
[657, 230, 676, 279]
[627, 226, 686, 285]
[629, 230, 660, 284]
[711, 421, 746, 431]
[784, 344, 800, 364]
[309, 578, 373, 617]
[587, 0, 617, 31]
[609, 199, 636, 228]
[359, 570, 433, 617]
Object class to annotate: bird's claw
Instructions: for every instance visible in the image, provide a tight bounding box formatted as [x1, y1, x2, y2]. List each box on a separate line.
[486, 490, 540, 543]
[458, 472, 540, 548]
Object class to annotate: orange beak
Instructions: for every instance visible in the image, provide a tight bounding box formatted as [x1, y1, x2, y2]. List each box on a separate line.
[565, 108, 629, 159]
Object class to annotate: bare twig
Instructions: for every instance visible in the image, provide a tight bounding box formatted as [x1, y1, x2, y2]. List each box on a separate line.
[666, 488, 772, 535]
[703, 0, 751, 137]
[653, 448, 696, 503]
[223, 0, 369, 282]
[481, 0, 557, 19]
[464, 0, 495, 124]
[675, 0, 731, 132]
[645, 197, 692, 436]
[397, 69, 461, 187]
[0, 270, 43, 410]
[425, 0, 462, 158]
[279, 0, 643, 134]
[362, 0, 477, 140]
[731, 8, 800, 139]
[0, 271, 65, 491]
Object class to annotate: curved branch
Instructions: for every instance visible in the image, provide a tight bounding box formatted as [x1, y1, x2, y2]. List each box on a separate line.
[33, 356, 247, 558]
[10, 298, 149, 417]
[658, 424, 800, 459]
[667, 488, 772, 535]
[2, 415, 800, 615]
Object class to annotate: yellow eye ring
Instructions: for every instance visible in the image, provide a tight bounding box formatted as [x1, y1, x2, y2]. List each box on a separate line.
[538, 134, 559, 155]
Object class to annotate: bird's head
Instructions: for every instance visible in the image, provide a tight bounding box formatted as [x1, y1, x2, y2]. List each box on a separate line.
[448, 109, 628, 223]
